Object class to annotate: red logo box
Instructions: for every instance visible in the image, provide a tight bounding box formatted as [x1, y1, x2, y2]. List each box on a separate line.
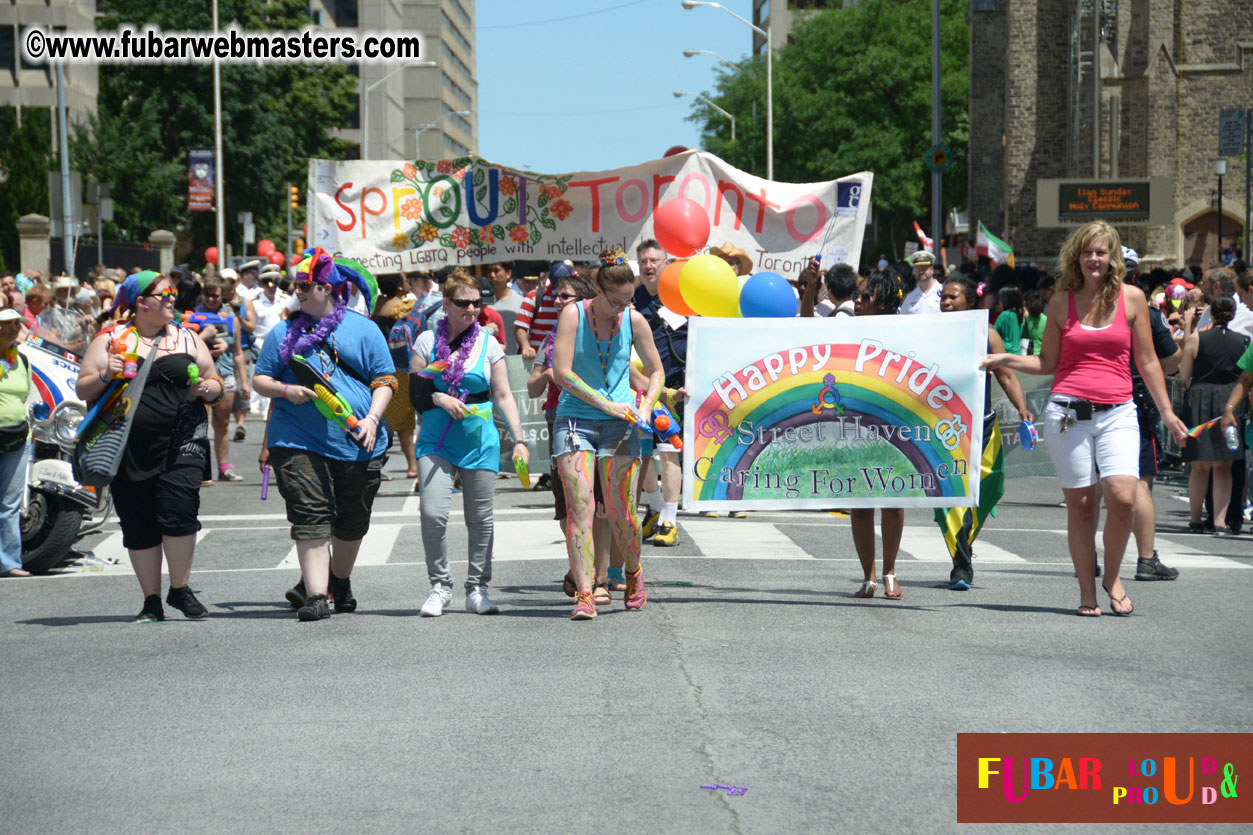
[957, 733, 1251, 823]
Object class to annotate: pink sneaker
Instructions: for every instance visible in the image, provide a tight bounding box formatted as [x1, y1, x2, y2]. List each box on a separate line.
[570, 591, 597, 620]
[624, 567, 646, 611]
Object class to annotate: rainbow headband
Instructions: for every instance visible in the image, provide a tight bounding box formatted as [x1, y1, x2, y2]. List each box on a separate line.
[296, 247, 378, 313]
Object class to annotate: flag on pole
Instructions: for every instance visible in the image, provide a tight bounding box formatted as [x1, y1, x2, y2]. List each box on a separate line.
[912, 221, 934, 253]
[934, 412, 1005, 581]
[977, 221, 1014, 267]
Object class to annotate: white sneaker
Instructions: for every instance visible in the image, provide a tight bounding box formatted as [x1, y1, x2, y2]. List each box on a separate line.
[420, 586, 453, 617]
[465, 585, 500, 615]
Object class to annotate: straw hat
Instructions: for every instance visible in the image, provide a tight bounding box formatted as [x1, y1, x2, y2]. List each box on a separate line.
[708, 242, 753, 275]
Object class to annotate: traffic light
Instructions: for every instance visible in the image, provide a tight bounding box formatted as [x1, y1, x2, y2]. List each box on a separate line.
[289, 185, 300, 210]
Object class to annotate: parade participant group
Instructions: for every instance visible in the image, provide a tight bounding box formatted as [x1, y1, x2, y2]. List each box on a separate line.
[4, 218, 1250, 624]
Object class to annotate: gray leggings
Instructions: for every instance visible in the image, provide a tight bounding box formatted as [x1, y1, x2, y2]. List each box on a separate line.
[418, 455, 496, 590]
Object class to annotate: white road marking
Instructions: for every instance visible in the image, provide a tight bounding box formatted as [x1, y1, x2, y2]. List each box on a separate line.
[895, 528, 1029, 562]
[671, 517, 812, 560]
[1154, 535, 1252, 569]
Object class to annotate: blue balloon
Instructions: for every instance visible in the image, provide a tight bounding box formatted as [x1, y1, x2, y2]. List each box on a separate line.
[738, 271, 798, 318]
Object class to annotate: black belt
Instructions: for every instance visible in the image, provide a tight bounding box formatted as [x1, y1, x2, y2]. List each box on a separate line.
[463, 390, 490, 404]
[1055, 398, 1125, 413]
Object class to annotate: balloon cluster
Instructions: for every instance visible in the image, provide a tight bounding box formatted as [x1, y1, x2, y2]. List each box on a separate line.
[653, 198, 797, 319]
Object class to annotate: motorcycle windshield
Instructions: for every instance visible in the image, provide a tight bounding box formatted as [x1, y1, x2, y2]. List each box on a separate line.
[31, 306, 98, 359]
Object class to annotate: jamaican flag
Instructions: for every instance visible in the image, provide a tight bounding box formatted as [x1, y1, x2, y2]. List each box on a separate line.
[934, 411, 1005, 565]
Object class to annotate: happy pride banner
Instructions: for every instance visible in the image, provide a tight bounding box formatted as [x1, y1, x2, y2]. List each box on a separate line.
[682, 314, 988, 510]
[306, 151, 872, 274]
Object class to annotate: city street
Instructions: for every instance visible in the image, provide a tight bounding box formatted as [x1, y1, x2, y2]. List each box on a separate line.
[1, 419, 1250, 832]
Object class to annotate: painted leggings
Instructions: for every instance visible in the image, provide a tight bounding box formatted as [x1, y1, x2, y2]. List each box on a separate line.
[418, 455, 496, 590]
[558, 451, 640, 591]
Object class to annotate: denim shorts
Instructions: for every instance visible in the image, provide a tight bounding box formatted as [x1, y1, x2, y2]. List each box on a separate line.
[552, 416, 641, 459]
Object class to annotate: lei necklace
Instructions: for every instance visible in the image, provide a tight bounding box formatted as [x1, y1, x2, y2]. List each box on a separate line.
[434, 317, 481, 397]
[0, 345, 19, 381]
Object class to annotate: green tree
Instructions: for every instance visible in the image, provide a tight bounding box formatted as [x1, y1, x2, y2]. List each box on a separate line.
[72, 0, 358, 262]
[0, 109, 54, 272]
[688, 0, 969, 245]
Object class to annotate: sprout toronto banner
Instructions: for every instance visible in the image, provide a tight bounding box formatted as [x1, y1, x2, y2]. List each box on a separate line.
[306, 151, 872, 272]
[683, 314, 988, 510]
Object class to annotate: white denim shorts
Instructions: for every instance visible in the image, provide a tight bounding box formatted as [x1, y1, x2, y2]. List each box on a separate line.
[1043, 396, 1140, 489]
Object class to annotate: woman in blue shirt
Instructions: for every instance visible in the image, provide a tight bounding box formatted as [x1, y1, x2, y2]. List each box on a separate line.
[552, 248, 664, 620]
[253, 249, 395, 622]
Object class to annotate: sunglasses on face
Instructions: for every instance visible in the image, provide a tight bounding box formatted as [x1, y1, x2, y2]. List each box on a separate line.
[554, 292, 578, 301]
[143, 288, 178, 300]
[294, 281, 317, 293]
[449, 297, 482, 309]
[859, 292, 877, 303]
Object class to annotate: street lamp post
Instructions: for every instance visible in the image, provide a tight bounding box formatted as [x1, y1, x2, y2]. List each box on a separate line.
[681, 0, 771, 181]
[362, 61, 436, 160]
[674, 91, 735, 142]
[682, 48, 743, 71]
[415, 110, 472, 160]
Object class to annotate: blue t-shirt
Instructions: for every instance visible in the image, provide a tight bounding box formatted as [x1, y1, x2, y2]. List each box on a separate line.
[256, 310, 393, 461]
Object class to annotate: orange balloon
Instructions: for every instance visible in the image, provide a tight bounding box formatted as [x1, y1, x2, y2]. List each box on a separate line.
[658, 259, 696, 316]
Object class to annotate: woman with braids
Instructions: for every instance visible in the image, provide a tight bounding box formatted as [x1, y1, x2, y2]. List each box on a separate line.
[985, 221, 1187, 617]
[76, 271, 220, 622]
[552, 248, 664, 620]
[849, 268, 908, 600]
[408, 269, 529, 617]
[252, 249, 395, 622]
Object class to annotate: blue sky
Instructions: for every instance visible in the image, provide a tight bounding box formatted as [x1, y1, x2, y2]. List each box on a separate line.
[476, 0, 756, 174]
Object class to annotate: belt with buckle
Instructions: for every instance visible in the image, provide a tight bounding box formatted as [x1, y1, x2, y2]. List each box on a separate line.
[1055, 398, 1122, 413]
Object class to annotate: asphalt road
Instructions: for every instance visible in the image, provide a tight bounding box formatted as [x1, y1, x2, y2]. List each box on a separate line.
[1, 417, 1249, 833]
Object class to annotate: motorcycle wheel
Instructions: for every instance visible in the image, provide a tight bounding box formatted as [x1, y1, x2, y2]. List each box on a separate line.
[21, 492, 85, 574]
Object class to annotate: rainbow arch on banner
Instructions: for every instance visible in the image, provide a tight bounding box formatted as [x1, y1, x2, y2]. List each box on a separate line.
[691, 343, 976, 502]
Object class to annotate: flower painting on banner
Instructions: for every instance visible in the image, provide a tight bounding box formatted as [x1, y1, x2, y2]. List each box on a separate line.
[306, 151, 872, 273]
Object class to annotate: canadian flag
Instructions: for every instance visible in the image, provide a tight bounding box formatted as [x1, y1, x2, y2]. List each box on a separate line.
[912, 221, 933, 253]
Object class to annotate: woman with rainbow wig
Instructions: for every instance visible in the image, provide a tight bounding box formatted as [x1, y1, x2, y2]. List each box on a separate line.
[252, 249, 396, 622]
[77, 270, 221, 622]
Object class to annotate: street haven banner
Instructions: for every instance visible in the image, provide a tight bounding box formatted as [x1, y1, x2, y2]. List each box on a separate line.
[683, 314, 988, 510]
[307, 150, 872, 273]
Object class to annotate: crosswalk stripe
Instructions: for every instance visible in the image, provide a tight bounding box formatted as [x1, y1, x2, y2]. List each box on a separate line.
[357, 524, 403, 566]
[896, 527, 1029, 562]
[1155, 535, 1252, 569]
[674, 517, 812, 560]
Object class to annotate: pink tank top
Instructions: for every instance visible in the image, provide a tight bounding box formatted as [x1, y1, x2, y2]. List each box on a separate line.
[1051, 289, 1132, 403]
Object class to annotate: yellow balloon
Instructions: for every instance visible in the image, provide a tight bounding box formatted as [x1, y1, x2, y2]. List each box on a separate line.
[679, 254, 741, 318]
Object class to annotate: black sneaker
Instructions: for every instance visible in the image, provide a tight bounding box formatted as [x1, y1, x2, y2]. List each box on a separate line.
[135, 594, 164, 623]
[328, 572, 357, 613]
[948, 563, 973, 591]
[297, 593, 331, 621]
[166, 586, 208, 620]
[285, 580, 307, 609]
[1135, 551, 1179, 581]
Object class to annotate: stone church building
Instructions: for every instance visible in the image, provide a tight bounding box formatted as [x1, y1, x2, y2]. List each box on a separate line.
[968, 0, 1252, 267]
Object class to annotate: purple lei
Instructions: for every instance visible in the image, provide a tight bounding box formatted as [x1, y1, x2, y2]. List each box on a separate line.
[279, 293, 347, 363]
[435, 317, 480, 396]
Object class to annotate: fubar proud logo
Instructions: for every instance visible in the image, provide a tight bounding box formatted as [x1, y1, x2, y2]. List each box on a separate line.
[957, 733, 1249, 823]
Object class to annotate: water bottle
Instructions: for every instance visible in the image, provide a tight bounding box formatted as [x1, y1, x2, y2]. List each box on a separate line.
[1225, 424, 1240, 452]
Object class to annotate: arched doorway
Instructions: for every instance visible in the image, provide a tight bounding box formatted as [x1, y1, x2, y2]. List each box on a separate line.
[1181, 209, 1245, 268]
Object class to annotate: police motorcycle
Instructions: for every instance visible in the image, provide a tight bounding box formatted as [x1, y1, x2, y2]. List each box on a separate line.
[19, 304, 110, 572]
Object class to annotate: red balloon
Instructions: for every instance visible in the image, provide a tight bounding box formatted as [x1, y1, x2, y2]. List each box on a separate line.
[653, 198, 711, 258]
[204, 246, 218, 266]
[663, 145, 689, 158]
[269, 251, 286, 267]
[257, 239, 275, 257]
[658, 260, 697, 316]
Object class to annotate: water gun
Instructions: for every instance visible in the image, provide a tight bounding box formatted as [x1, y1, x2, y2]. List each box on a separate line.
[288, 355, 366, 449]
[651, 401, 683, 450]
[110, 338, 138, 379]
[621, 407, 652, 433]
[513, 455, 531, 488]
[187, 364, 199, 387]
[176, 310, 235, 335]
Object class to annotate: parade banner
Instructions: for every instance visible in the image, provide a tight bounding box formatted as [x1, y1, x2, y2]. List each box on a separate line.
[682, 314, 988, 510]
[307, 151, 872, 273]
[187, 148, 214, 212]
